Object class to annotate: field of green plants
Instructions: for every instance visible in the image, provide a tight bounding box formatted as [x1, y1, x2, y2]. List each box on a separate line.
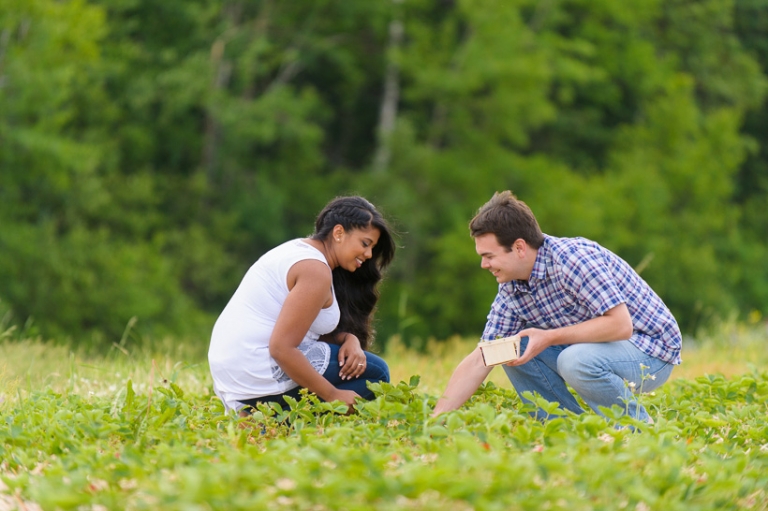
[2, 321, 767, 510]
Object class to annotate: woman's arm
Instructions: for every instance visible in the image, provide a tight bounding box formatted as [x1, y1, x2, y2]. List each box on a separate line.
[268, 259, 360, 407]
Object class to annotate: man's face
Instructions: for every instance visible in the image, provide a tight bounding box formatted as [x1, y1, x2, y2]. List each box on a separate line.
[474, 233, 529, 283]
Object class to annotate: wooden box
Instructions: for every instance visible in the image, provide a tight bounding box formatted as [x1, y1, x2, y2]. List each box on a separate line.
[478, 335, 521, 366]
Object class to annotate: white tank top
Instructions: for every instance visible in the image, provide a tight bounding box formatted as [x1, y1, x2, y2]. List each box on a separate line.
[208, 239, 339, 412]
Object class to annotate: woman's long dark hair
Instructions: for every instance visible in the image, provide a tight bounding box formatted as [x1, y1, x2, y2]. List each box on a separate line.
[311, 196, 396, 350]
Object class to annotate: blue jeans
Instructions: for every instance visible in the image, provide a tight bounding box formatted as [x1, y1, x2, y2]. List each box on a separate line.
[239, 343, 389, 410]
[322, 343, 390, 398]
[503, 337, 673, 422]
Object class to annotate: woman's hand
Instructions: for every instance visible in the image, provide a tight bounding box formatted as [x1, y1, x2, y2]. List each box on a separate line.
[338, 334, 367, 380]
[328, 388, 362, 411]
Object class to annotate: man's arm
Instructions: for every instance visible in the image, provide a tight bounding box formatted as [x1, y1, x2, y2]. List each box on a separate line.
[510, 302, 633, 366]
[431, 347, 494, 416]
[548, 301, 633, 344]
[431, 284, 521, 416]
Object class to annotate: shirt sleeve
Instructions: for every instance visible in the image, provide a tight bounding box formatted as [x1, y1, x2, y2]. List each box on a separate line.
[481, 286, 525, 341]
[558, 246, 626, 317]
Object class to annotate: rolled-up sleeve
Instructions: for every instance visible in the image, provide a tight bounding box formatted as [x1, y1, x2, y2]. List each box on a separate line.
[481, 285, 525, 340]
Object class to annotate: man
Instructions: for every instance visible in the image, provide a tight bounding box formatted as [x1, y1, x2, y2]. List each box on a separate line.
[433, 191, 682, 422]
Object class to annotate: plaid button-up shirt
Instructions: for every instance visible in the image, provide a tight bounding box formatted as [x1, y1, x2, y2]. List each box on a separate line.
[481, 235, 682, 365]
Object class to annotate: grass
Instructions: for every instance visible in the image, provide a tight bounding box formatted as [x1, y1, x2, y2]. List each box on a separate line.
[2, 317, 767, 406]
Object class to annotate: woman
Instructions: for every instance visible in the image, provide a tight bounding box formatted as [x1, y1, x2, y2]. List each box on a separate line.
[208, 196, 396, 414]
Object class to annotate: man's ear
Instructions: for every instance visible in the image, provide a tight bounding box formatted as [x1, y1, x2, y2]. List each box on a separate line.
[512, 238, 527, 256]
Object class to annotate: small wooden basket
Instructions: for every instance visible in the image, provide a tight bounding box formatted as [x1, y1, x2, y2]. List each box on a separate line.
[478, 335, 521, 366]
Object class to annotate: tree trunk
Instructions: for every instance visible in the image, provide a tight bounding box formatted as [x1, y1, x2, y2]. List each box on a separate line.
[372, 18, 403, 173]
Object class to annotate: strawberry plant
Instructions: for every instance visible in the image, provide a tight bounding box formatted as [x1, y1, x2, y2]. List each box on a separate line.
[2, 366, 768, 510]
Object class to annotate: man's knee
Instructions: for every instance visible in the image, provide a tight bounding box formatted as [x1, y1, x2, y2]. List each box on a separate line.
[557, 344, 599, 383]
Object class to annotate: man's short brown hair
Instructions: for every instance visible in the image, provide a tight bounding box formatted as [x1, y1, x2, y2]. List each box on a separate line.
[469, 191, 544, 249]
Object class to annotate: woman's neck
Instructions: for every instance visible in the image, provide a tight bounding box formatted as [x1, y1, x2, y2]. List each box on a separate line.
[303, 237, 338, 269]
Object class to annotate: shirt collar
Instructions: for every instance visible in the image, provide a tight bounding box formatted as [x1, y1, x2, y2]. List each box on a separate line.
[507, 235, 550, 293]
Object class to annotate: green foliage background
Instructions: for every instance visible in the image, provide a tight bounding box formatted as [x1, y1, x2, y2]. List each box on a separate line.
[1, 0, 767, 348]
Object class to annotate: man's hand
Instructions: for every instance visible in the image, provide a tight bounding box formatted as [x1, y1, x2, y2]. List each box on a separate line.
[338, 334, 367, 380]
[506, 329, 553, 366]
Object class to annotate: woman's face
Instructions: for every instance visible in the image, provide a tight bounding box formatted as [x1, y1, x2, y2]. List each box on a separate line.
[334, 225, 380, 272]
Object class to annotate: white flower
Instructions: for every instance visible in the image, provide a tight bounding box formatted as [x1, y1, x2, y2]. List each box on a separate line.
[275, 478, 296, 491]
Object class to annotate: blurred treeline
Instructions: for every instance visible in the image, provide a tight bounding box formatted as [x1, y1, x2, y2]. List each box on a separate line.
[1, 0, 767, 349]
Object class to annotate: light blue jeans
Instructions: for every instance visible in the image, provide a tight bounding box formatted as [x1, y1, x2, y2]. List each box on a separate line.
[502, 337, 674, 422]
